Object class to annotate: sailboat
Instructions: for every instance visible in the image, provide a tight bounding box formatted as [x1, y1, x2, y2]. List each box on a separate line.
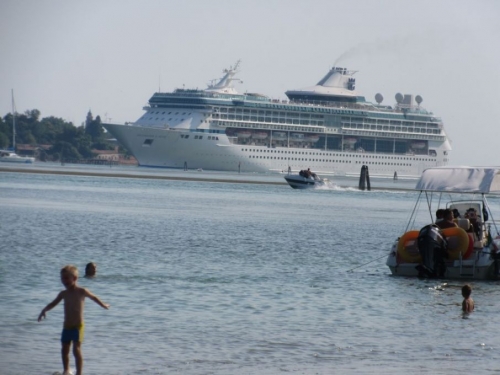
[0, 90, 35, 164]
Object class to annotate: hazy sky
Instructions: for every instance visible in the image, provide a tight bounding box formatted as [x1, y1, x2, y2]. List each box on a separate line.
[1, 0, 499, 166]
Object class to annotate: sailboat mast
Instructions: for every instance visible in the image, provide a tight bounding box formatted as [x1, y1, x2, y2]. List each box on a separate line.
[11, 89, 15, 150]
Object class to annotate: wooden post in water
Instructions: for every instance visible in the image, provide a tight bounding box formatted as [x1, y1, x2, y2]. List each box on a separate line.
[366, 166, 371, 191]
[358, 165, 371, 191]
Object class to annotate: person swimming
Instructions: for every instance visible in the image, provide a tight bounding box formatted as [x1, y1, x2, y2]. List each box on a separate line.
[84, 262, 97, 278]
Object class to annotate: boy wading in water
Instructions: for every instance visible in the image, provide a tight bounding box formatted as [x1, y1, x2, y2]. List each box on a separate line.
[38, 265, 109, 375]
[462, 284, 474, 313]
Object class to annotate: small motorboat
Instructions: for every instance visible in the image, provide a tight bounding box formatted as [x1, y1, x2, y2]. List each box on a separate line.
[284, 170, 326, 189]
[386, 167, 500, 280]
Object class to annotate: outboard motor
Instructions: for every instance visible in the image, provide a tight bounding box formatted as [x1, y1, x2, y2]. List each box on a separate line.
[416, 224, 448, 277]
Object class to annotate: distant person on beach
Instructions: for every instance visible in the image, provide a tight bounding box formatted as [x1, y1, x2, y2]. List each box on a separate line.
[462, 284, 474, 313]
[38, 265, 109, 375]
[84, 262, 97, 278]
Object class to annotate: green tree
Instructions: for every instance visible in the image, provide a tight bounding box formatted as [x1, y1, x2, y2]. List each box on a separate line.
[49, 141, 81, 161]
[0, 132, 9, 148]
[85, 111, 104, 141]
[1, 108, 120, 161]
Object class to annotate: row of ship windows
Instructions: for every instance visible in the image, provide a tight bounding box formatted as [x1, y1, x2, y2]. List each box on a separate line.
[149, 111, 193, 115]
[248, 155, 412, 166]
[240, 148, 435, 161]
[213, 117, 437, 135]
[215, 120, 323, 133]
[347, 129, 443, 141]
[214, 114, 322, 126]
[215, 107, 324, 119]
[213, 107, 435, 127]
[343, 123, 440, 134]
[149, 104, 436, 127]
[214, 121, 323, 132]
[180, 134, 219, 140]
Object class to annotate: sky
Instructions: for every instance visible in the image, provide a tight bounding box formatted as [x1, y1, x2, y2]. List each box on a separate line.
[1, 0, 499, 166]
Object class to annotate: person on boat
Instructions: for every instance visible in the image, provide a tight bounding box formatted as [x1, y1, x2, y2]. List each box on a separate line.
[452, 208, 461, 219]
[84, 262, 97, 278]
[299, 168, 314, 179]
[462, 284, 474, 313]
[306, 168, 319, 180]
[436, 209, 458, 230]
[465, 208, 482, 240]
[435, 209, 445, 224]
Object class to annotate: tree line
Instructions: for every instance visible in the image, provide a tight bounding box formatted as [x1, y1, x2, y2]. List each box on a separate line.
[0, 109, 120, 161]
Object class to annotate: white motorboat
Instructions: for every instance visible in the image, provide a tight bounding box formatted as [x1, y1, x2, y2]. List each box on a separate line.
[0, 150, 35, 163]
[284, 170, 326, 189]
[386, 167, 500, 280]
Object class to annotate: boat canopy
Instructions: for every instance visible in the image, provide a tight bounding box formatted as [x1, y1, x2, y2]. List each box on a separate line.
[415, 167, 500, 194]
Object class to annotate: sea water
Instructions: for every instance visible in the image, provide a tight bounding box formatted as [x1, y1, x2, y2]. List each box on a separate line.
[1, 170, 500, 375]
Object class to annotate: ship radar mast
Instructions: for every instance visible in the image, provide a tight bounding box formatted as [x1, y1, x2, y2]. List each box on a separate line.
[205, 60, 242, 94]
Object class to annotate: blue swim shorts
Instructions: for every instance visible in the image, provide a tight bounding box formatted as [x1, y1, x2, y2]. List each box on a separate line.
[61, 323, 85, 343]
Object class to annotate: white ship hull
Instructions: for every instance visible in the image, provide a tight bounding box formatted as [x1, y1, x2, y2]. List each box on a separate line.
[104, 123, 446, 177]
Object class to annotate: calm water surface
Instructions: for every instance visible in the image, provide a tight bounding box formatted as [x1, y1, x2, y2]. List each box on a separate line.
[1, 170, 500, 375]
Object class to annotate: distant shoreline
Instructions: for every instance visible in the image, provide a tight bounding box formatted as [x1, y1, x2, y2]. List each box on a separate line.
[0, 166, 416, 191]
[0, 166, 286, 185]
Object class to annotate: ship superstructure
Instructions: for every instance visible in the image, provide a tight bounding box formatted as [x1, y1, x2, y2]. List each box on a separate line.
[103, 62, 451, 177]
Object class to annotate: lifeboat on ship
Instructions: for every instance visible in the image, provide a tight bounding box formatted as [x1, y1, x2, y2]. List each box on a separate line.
[236, 130, 252, 139]
[290, 133, 305, 142]
[342, 137, 357, 145]
[304, 134, 320, 142]
[272, 131, 287, 140]
[252, 132, 268, 140]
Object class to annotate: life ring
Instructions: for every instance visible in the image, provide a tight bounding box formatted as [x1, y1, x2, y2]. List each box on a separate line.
[442, 227, 471, 260]
[397, 230, 421, 263]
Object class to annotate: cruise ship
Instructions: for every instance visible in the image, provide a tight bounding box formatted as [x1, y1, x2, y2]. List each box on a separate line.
[103, 61, 451, 177]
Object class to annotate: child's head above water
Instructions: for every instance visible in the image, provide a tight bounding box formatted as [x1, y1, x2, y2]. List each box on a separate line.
[462, 284, 472, 298]
[85, 262, 97, 277]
